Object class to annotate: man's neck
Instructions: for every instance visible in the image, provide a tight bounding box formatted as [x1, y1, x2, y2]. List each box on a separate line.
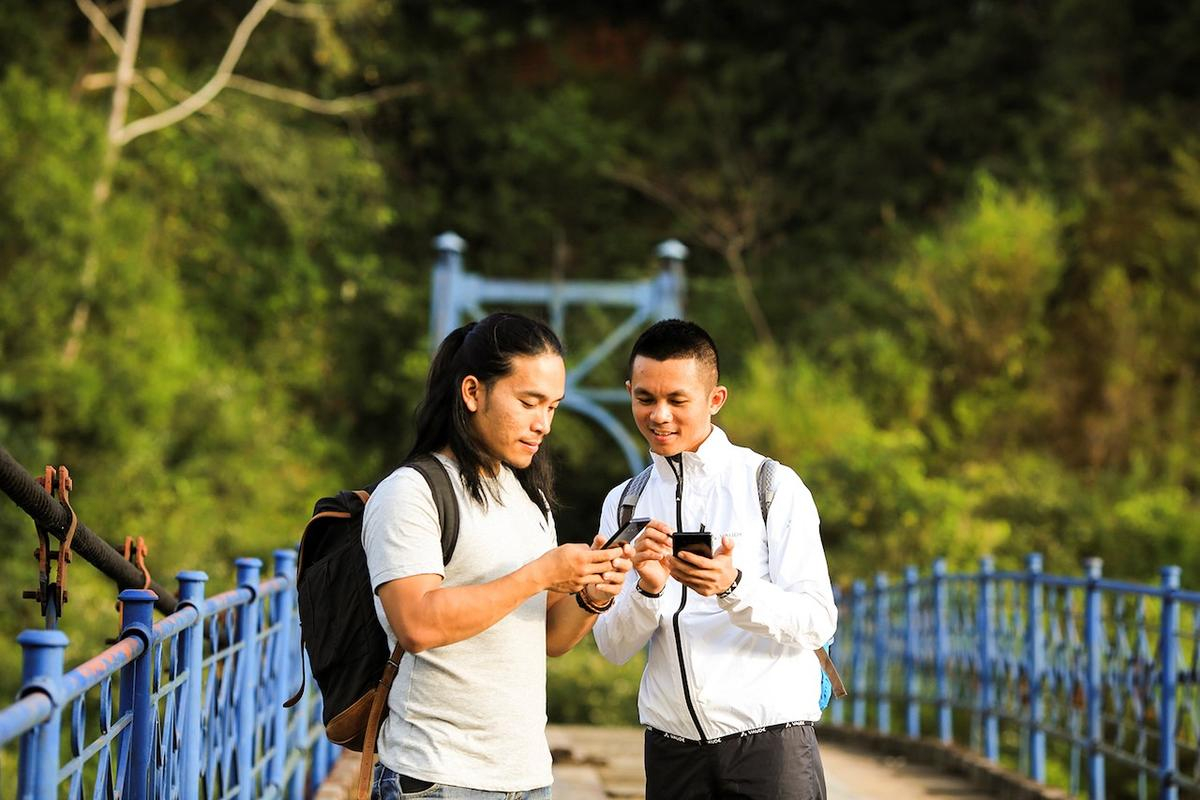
[437, 444, 503, 476]
[683, 423, 716, 454]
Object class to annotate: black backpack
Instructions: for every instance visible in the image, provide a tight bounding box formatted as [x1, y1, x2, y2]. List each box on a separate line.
[286, 454, 459, 768]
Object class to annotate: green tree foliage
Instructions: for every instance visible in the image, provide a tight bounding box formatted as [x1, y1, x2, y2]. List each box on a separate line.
[0, 1, 1198, 721]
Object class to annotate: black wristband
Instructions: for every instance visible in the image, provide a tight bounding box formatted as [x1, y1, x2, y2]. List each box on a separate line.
[716, 569, 743, 599]
[635, 581, 664, 599]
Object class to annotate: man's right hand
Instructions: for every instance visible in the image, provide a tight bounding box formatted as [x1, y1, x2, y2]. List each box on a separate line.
[631, 520, 673, 595]
[536, 543, 624, 594]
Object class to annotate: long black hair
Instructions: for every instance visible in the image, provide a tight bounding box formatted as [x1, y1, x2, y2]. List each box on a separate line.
[406, 312, 563, 511]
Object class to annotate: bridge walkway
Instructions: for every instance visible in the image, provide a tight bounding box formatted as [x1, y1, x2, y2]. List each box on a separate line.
[317, 725, 994, 799]
[547, 725, 994, 800]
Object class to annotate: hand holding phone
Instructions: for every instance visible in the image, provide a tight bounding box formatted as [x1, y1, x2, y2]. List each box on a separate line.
[601, 517, 650, 549]
[672, 531, 714, 559]
[670, 533, 738, 596]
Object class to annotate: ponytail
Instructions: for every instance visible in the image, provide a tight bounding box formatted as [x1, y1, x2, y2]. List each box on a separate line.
[407, 313, 563, 511]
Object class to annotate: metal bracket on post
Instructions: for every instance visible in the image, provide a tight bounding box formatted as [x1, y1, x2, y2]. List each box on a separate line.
[110, 536, 153, 644]
[23, 466, 78, 628]
[429, 232, 688, 475]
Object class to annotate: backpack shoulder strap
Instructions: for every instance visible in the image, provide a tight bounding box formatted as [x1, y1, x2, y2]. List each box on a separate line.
[756, 458, 778, 524]
[404, 454, 461, 565]
[748, 457, 847, 706]
[817, 645, 848, 700]
[617, 465, 655, 530]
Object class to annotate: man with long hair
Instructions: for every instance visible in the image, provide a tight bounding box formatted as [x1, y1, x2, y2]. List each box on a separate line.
[594, 319, 837, 800]
[363, 312, 632, 799]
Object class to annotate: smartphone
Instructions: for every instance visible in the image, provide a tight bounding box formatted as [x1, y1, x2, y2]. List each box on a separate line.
[601, 517, 650, 549]
[672, 532, 714, 559]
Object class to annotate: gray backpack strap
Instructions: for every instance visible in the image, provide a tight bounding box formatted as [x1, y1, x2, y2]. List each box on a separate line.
[754, 456, 846, 704]
[617, 465, 655, 529]
[756, 458, 778, 524]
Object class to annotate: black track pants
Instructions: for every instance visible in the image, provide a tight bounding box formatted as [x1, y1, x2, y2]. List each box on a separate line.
[644, 724, 827, 800]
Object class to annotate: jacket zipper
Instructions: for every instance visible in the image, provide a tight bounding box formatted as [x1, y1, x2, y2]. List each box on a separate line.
[668, 454, 707, 742]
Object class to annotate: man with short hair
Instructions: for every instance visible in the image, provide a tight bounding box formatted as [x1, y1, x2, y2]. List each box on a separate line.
[594, 319, 837, 800]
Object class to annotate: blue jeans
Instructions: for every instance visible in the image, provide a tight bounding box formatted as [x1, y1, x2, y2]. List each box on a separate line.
[373, 763, 552, 800]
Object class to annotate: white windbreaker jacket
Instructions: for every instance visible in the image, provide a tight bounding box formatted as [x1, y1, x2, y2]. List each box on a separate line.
[593, 426, 837, 742]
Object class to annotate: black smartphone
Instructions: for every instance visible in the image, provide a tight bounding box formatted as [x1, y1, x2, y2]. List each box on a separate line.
[672, 532, 714, 559]
[601, 516, 650, 549]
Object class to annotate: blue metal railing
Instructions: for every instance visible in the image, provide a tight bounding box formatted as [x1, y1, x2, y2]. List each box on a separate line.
[0, 549, 338, 799]
[6, 546, 1198, 798]
[830, 555, 1200, 800]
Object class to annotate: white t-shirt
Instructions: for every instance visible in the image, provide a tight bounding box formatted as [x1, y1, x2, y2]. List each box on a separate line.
[361, 453, 557, 792]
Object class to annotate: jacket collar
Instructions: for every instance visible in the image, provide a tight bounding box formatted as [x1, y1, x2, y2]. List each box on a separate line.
[650, 425, 733, 482]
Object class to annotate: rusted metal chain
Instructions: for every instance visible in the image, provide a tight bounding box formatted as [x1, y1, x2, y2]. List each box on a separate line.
[0, 444, 178, 615]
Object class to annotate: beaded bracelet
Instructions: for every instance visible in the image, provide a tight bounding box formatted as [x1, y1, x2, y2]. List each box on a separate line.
[575, 588, 613, 614]
[716, 569, 743, 599]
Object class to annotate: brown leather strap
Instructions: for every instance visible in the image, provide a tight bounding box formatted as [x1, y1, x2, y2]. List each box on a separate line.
[816, 648, 848, 699]
[356, 643, 404, 800]
[283, 641, 306, 707]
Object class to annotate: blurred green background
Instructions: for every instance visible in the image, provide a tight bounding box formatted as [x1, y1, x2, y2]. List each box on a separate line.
[1, 1, 1198, 723]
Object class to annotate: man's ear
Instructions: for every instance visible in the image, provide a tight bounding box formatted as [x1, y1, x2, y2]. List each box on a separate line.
[625, 379, 633, 397]
[709, 384, 728, 416]
[461, 375, 482, 412]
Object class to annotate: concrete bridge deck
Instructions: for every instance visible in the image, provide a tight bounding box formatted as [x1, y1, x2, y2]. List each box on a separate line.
[317, 725, 997, 799]
[547, 725, 994, 800]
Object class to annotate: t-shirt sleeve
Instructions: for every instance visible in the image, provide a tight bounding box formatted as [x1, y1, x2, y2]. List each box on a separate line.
[361, 467, 446, 592]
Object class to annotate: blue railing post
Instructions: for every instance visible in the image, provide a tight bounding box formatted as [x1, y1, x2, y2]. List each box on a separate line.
[904, 565, 920, 739]
[1084, 557, 1105, 800]
[875, 572, 890, 734]
[979, 557, 998, 762]
[933, 558, 951, 743]
[851, 580, 867, 728]
[1159, 565, 1181, 800]
[289, 645, 312, 800]
[236, 558, 263, 800]
[17, 629, 68, 800]
[311, 734, 334, 792]
[1026, 554, 1046, 784]
[120, 589, 158, 800]
[177, 571, 209, 800]
[270, 550, 297, 794]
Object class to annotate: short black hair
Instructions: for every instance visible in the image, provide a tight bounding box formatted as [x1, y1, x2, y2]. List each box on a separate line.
[627, 319, 720, 380]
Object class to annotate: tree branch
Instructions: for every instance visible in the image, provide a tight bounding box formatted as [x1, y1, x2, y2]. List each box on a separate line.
[602, 164, 726, 253]
[80, 71, 182, 112]
[62, 0, 145, 365]
[101, 0, 144, 192]
[85, 69, 420, 118]
[273, 1, 333, 20]
[76, 0, 125, 56]
[116, 0, 279, 146]
[100, 0, 182, 14]
[604, 161, 778, 348]
[224, 75, 423, 115]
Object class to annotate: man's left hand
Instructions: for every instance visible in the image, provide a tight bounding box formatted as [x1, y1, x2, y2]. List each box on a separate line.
[670, 535, 737, 596]
[583, 535, 634, 606]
